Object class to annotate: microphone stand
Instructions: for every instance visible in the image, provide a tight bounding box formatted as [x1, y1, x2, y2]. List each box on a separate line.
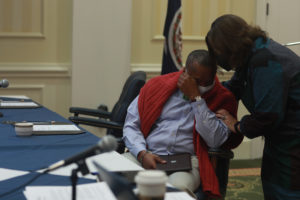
[0, 100, 3, 117]
[71, 159, 90, 200]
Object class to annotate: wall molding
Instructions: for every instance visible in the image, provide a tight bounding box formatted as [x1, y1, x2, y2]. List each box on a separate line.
[0, 0, 45, 38]
[131, 63, 161, 79]
[131, 63, 161, 71]
[130, 63, 234, 80]
[152, 35, 205, 41]
[0, 32, 45, 38]
[6, 84, 45, 89]
[1, 84, 45, 105]
[0, 63, 71, 78]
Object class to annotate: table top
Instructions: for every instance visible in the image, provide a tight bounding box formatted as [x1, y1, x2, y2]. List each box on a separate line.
[0, 97, 100, 199]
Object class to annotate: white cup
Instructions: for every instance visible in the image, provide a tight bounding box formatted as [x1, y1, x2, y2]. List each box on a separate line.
[135, 170, 167, 200]
[15, 122, 33, 136]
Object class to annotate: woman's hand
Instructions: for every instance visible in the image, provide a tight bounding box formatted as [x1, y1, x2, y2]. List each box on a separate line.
[216, 109, 238, 132]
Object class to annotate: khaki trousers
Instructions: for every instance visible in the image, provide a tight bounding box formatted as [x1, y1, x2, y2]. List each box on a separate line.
[122, 152, 200, 194]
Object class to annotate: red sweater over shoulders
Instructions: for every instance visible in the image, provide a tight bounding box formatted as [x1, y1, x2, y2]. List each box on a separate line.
[138, 70, 243, 197]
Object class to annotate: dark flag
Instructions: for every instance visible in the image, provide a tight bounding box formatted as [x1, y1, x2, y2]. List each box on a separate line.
[161, 0, 182, 75]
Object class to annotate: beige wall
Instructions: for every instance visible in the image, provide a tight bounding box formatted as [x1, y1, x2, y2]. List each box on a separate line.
[71, 0, 132, 136]
[131, 0, 256, 75]
[0, 0, 72, 117]
[72, 0, 132, 109]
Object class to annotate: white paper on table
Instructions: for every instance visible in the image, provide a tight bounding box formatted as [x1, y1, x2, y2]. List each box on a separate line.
[0, 168, 28, 181]
[0, 101, 39, 107]
[33, 124, 81, 132]
[86, 151, 144, 172]
[0, 95, 30, 99]
[164, 192, 196, 200]
[24, 182, 117, 200]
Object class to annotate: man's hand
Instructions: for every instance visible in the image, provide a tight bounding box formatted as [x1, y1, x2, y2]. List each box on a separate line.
[216, 109, 237, 132]
[140, 153, 166, 169]
[177, 71, 200, 100]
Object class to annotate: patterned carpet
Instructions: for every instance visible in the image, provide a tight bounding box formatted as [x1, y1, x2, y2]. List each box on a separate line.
[225, 161, 264, 200]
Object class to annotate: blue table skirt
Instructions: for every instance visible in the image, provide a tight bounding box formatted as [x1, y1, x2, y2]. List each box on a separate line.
[0, 98, 100, 199]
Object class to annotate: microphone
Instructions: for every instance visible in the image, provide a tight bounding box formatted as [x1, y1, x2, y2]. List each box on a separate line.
[0, 79, 9, 88]
[46, 135, 118, 172]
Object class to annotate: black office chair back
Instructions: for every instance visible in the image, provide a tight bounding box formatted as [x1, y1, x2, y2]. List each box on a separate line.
[107, 71, 146, 138]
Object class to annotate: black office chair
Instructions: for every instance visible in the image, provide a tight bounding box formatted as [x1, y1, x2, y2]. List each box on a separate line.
[69, 71, 146, 153]
[69, 70, 234, 199]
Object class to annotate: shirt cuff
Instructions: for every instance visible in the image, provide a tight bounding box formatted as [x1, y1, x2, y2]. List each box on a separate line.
[130, 145, 147, 158]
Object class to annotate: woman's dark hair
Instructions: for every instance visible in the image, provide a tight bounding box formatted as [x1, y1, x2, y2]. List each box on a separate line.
[186, 49, 217, 75]
[206, 14, 267, 69]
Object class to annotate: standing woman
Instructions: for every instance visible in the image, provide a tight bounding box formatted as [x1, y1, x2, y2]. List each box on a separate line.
[206, 14, 300, 199]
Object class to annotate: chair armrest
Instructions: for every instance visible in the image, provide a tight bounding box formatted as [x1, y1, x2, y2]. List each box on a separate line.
[97, 104, 108, 111]
[208, 148, 234, 159]
[69, 116, 123, 130]
[69, 107, 111, 118]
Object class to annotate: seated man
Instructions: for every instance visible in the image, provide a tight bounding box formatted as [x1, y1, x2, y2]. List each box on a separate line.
[122, 50, 243, 198]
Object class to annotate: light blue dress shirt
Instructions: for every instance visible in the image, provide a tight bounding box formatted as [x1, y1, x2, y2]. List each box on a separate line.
[123, 89, 230, 158]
